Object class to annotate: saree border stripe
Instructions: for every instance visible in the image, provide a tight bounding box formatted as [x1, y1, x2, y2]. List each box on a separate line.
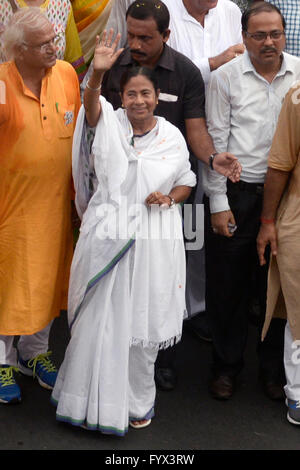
[69, 237, 135, 330]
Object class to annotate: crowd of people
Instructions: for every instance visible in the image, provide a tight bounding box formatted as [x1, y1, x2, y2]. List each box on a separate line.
[0, 0, 300, 435]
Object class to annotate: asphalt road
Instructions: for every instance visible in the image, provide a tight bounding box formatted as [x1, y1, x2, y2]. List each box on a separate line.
[1, 311, 299, 455]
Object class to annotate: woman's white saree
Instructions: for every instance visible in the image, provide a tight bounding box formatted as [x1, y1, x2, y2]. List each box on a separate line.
[51, 97, 196, 435]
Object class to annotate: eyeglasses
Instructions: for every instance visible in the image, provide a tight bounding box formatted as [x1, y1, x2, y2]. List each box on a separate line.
[22, 34, 61, 53]
[245, 30, 285, 42]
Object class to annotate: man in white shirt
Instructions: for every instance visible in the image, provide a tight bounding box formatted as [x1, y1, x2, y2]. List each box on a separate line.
[163, 0, 244, 84]
[203, 1, 300, 400]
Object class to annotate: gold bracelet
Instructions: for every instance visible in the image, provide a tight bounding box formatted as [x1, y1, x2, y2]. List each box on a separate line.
[86, 80, 102, 91]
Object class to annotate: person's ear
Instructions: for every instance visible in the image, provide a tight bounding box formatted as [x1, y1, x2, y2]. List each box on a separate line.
[162, 29, 170, 43]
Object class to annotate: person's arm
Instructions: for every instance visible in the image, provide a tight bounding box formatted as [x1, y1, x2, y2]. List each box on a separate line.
[83, 30, 123, 127]
[256, 168, 290, 265]
[208, 43, 245, 72]
[202, 69, 237, 238]
[183, 61, 241, 182]
[185, 117, 241, 182]
[208, 0, 244, 71]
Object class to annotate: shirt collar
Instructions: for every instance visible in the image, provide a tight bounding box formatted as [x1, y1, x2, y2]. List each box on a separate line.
[242, 50, 292, 77]
[119, 44, 175, 71]
[10, 61, 53, 99]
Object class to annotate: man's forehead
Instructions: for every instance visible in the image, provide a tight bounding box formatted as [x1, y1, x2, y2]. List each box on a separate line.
[24, 22, 55, 42]
[126, 15, 159, 33]
[247, 11, 283, 30]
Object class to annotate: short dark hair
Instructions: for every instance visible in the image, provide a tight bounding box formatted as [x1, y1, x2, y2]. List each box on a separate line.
[241, 1, 286, 32]
[126, 0, 170, 34]
[120, 66, 159, 94]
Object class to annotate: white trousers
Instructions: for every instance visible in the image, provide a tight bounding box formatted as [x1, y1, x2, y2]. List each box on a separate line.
[0, 322, 52, 366]
[284, 321, 300, 401]
[128, 344, 158, 420]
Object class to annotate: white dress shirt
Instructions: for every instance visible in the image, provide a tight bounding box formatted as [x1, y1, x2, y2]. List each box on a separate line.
[163, 0, 242, 84]
[203, 51, 300, 213]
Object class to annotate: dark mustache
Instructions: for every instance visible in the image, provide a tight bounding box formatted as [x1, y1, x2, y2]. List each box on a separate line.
[261, 47, 277, 53]
[130, 49, 147, 56]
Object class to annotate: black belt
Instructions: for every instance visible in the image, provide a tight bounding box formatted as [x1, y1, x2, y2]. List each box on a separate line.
[227, 179, 264, 195]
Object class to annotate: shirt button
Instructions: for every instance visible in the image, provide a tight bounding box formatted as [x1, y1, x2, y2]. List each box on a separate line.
[43, 116, 47, 120]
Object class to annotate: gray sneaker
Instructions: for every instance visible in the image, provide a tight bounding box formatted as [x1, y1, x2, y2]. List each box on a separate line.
[286, 398, 300, 425]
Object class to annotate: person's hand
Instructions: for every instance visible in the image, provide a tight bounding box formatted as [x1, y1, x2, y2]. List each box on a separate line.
[213, 153, 242, 182]
[145, 191, 172, 207]
[209, 43, 245, 70]
[211, 210, 236, 238]
[257, 222, 277, 266]
[93, 29, 124, 73]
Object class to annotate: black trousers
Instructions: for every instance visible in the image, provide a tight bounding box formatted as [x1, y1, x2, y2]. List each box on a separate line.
[204, 180, 285, 379]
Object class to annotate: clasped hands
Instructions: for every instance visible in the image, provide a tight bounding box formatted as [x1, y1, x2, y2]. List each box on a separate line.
[145, 191, 172, 208]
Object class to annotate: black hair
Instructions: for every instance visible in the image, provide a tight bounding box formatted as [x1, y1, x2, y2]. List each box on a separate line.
[241, 1, 286, 32]
[126, 0, 170, 34]
[119, 66, 159, 94]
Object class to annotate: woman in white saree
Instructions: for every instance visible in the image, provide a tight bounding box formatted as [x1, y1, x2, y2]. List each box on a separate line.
[51, 31, 196, 435]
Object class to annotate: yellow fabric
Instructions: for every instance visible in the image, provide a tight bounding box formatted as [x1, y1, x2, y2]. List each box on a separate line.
[17, 0, 49, 7]
[72, 0, 111, 28]
[64, 6, 87, 76]
[0, 60, 81, 335]
[71, 0, 113, 63]
[262, 84, 300, 341]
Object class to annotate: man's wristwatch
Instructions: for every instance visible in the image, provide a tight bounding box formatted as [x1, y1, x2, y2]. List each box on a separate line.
[209, 152, 218, 170]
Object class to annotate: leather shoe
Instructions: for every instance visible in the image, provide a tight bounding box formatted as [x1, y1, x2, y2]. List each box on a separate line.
[155, 367, 177, 391]
[209, 375, 235, 400]
[261, 378, 285, 401]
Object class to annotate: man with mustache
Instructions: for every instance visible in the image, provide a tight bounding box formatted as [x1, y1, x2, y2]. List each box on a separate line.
[203, 1, 300, 400]
[253, 0, 300, 57]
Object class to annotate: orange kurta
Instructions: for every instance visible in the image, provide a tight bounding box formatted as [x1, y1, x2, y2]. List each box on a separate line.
[0, 60, 81, 335]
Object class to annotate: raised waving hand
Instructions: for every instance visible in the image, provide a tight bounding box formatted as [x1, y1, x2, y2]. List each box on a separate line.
[93, 29, 124, 73]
